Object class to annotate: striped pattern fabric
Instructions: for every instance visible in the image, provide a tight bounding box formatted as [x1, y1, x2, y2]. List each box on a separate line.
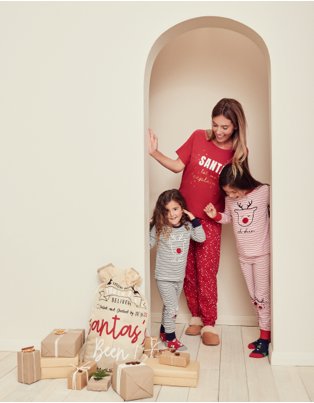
[150, 219, 205, 282]
[239, 254, 271, 331]
[217, 185, 270, 258]
[156, 280, 184, 333]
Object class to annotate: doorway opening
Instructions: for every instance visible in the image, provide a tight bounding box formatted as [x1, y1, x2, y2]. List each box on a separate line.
[144, 16, 271, 327]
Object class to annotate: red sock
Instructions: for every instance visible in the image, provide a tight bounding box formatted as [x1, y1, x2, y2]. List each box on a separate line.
[260, 329, 271, 341]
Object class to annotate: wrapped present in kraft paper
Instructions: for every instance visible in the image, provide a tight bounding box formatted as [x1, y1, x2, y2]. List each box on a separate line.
[87, 368, 112, 391]
[87, 376, 112, 391]
[144, 357, 199, 387]
[17, 346, 41, 384]
[67, 361, 97, 390]
[41, 355, 79, 379]
[142, 350, 164, 360]
[41, 329, 85, 358]
[143, 336, 159, 358]
[112, 360, 154, 401]
[158, 349, 190, 367]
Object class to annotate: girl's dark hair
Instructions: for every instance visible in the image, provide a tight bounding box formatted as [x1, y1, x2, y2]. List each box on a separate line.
[219, 162, 263, 193]
[150, 189, 188, 240]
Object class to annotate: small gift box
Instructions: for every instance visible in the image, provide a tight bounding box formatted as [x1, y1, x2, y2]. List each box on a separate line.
[67, 360, 97, 390]
[112, 360, 154, 401]
[41, 329, 85, 358]
[41, 355, 79, 379]
[158, 349, 190, 367]
[87, 368, 112, 392]
[143, 336, 159, 358]
[17, 346, 41, 384]
[144, 357, 199, 387]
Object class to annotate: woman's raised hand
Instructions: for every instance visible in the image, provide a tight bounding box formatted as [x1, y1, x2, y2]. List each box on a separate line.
[148, 128, 158, 155]
[148, 128, 185, 173]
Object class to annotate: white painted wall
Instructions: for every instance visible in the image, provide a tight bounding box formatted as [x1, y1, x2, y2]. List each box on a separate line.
[0, 2, 313, 365]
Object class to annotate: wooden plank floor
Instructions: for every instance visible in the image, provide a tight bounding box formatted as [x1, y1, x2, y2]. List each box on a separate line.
[1, 324, 313, 402]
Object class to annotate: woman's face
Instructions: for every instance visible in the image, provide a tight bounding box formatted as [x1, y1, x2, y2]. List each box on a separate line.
[212, 115, 236, 147]
[165, 200, 183, 227]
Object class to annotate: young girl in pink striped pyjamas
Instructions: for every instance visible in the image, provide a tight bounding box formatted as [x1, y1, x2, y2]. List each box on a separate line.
[204, 162, 271, 358]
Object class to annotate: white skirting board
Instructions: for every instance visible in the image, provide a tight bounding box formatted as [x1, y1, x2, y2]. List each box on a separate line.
[269, 344, 314, 366]
[151, 312, 258, 327]
[0, 314, 256, 351]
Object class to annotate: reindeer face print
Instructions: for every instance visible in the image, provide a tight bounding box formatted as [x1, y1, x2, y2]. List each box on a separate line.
[234, 200, 257, 227]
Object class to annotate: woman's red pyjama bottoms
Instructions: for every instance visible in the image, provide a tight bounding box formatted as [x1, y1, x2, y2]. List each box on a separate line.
[183, 219, 221, 326]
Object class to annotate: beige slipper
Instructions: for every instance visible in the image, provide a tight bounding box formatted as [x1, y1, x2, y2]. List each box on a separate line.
[185, 325, 203, 336]
[185, 316, 203, 336]
[201, 326, 220, 346]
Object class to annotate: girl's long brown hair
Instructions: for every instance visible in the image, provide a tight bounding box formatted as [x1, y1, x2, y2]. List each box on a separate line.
[150, 189, 188, 241]
[206, 98, 248, 176]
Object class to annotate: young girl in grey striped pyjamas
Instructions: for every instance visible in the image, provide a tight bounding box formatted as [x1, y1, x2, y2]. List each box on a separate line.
[150, 189, 206, 351]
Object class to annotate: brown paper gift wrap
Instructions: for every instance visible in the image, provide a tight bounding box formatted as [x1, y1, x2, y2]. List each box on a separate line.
[67, 361, 97, 390]
[158, 350, 190, 367]
[41, 366, 73, 379]
[144, 357, 199, 387]
[87, 376, 111, 391]
[41, 329, 84, 358]
[41, 355, 79, 379]
[112, 361, 154, 401]
[17, 350, 41, 384]
[143, 336, 159, 358]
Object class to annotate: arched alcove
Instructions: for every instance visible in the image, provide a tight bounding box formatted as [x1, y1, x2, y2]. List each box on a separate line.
[144, 17, 271, 327]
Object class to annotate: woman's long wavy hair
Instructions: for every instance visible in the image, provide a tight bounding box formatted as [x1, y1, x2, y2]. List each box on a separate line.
[150, 189, 189, 241]
[206, 98, 248, 176]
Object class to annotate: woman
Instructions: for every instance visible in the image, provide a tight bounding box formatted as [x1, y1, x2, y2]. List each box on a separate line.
[149, 98, 248, 346]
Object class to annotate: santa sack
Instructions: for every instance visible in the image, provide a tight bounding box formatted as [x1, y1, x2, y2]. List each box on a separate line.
[83, 263, 148, 369]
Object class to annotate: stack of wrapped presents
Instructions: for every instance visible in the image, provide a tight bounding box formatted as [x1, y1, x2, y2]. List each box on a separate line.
[41, 328, 85, 380]
[17, 334, 200, 400]
[17, 328, 99, 390]
[142, 336, 199, 388]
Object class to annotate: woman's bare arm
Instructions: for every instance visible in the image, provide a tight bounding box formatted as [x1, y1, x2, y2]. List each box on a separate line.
[148, 129, 185, 173]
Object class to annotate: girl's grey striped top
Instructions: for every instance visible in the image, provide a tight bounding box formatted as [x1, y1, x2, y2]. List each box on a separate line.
[150, 218, 206, 282]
